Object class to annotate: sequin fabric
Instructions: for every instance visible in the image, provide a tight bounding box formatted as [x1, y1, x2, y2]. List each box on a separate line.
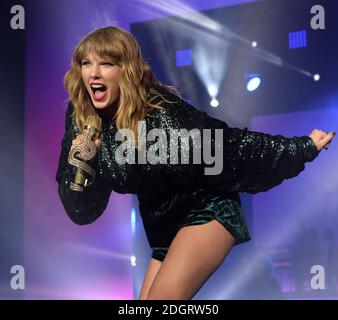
[55, 86, 320, 261]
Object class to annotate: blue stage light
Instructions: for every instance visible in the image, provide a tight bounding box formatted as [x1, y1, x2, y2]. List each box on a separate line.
[289, 30, 307, 49]
[131, 208, 136, 235]
[246, 76, 261, 92]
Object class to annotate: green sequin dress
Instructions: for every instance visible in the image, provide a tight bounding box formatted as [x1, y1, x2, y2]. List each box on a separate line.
[56, 86, 320, 261]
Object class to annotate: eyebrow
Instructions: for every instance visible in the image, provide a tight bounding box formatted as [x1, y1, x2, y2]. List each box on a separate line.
[81, 57, 115, 62]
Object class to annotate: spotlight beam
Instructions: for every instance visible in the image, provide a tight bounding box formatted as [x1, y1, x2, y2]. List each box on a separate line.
[137, 0, 316, 79]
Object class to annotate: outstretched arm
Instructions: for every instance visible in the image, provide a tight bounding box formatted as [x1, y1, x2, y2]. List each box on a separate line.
[219, 126, 319, 194]
[55, 102, 112, 224]
[147, 90, 332, 194]
[194, 110, 332, 194]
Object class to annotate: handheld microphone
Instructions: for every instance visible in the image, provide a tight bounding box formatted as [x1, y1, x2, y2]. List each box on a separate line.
[68, 125, 100, 192]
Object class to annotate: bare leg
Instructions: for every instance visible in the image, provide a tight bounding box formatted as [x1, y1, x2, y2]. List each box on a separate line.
[146, 220, 235, 300]
[138, 257, 162, 300]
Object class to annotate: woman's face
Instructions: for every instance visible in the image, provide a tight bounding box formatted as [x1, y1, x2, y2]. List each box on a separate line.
[81, 52, 122, 113]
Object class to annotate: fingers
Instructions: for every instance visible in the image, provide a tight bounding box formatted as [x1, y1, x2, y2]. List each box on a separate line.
[72, 135, 81, 145]
[72, 133, 85, 145]
[72, 133, 101, 148]
[94, 139, 101, 147]
[322, 131, 336, 150]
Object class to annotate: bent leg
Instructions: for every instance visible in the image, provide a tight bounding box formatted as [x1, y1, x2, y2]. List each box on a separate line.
[138, 258, 162, 300]
[146, 220, 235, 300]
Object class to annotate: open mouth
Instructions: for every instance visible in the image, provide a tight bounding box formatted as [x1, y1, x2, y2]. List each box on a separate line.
[90, 84, 107, 101]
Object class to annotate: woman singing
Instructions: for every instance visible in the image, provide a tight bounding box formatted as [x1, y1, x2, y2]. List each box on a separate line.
[55, 26, 335, 300]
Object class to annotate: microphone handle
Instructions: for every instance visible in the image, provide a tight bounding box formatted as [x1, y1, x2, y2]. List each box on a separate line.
[69, 125, 99, 192]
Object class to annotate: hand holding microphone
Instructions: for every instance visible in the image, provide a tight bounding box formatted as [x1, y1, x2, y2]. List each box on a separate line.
[68, 125, 101, 192]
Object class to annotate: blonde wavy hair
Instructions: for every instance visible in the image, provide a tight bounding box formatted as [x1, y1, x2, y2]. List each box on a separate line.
[64, 25, 180, 148]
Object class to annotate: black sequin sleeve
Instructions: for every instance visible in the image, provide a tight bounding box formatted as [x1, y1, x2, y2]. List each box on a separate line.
[146, 89, 320, 195]
[217, 124, 320, 194]
[55, 102, 112, 225]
